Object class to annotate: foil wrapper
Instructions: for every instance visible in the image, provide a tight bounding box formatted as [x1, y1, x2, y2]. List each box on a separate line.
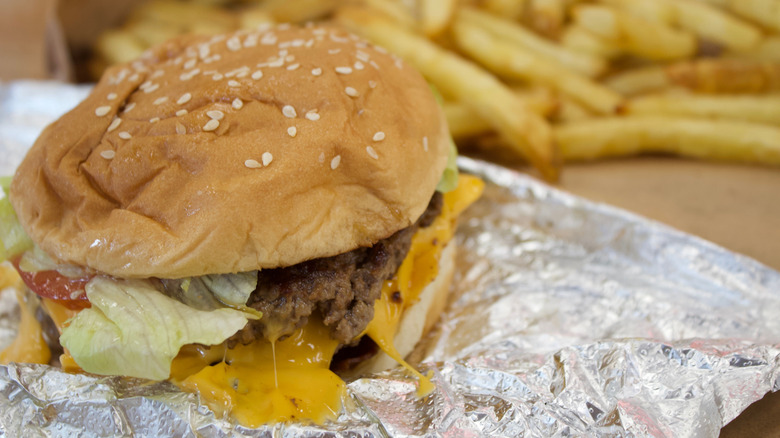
[1, 81, 779, 437]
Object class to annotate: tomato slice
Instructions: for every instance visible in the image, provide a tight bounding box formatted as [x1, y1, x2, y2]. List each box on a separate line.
[11, 258, 93, 310]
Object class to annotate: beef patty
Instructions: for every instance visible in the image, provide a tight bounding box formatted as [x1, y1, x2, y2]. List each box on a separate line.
[230, 192, 443, 345]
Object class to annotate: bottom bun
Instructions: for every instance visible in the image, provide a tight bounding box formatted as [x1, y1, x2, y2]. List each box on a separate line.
[354, 241, 456, 375]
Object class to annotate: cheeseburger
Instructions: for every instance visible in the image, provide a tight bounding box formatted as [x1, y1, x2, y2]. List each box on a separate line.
[0, 23, 483, 426]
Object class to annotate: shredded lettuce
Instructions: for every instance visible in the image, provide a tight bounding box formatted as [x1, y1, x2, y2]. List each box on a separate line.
[0, 177, 33, 262]
[60, 277, 259, 380]
[18, 244, 87, 278]
[161, 271, 259, 313]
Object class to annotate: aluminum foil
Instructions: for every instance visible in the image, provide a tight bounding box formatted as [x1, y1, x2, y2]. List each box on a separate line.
[1, 81, 779, 437]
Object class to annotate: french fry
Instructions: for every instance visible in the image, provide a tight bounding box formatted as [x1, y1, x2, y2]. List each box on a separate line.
[482, 0, 527, 20]
[665, 60, 780, 93]
[525, 0, 566, 38]
[597, 0, 675, 24]
[419, 0, 457, 37]
[131, 0, 236, 33]
[700, 0, 780, 33]
[459, 7, 606, 77]
[560, 25, 620, 60]
[238, 7, 275, 30]
[555, 117, 780, 165]
[94, 30, 147, 66]
[452, 19, 623, 114]
[732, 37, 780, 62]
[335, 6, 560, 181]
[553, 96, 594, 123]
[572, 5, 696, 61]
[606, 60, 780, 95]
[360, 0, 417, 29]
[257, 0, 339, 23]
[655, 0, 762, 52]
[623, 94, 780, 126]
[445, 87, 559, 138]
[126, 20, 183, 48]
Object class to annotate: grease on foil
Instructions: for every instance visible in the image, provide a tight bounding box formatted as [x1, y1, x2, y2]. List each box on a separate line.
[1, 81, 780, 437]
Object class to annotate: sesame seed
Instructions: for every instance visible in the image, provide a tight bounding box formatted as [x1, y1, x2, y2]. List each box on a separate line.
[232, 98, 243, 109]
[370, 60, 380, 70]
[140, 80, 152, 89]
[143, 83, 160, 93]
[262, 152, 273, 166]
[177, 93, 192, 105]
[252, 70, 263, 80]
[118, 131, 132, 139]
[269, 58, 284, 68]
[278, 23, 290, 30]
[100, 150, 115, 159]
[176, 122, 186, 134]
[373, 131, 385, 141]
[356, 50, 370, 62]
[305, 39, 315, 48]
[244, 36, 258, 48]
[278, 42, 291, 50]
[287, 63, 300, 71]
[291, 39, 305, 47]
[107, 118, 122, 132]
[154, 97, 168, 105]
[313, 28, 326, 36]
[212, 73, 223, 80]
[176, 109, 188, 116]
[345, 87, 358, 97]
[423, 136, 429, 151]
[311, 68, 322, 76]
[395, 59, 404, 69]
[227, 37, 242, 51]
[335, 66, 352, 74]
[368, 80, 377, 88]
[150, 117, 160, 123]
[207, 110, 224, 120]
[330, 34, 349, 43]
[330, 155, 341, 169]
[261, 34, 277, 45]
[354, 61, 364, 70]
[318, 152, 325, 163]
[287, 126, 297, 137]
[203, 119, 220, 131]
[107, 93, 117, 100]
[375, 45, 388, 54]
[328, 49, 341, 54]
[184, 59, 197, 69]
[366, 146, 378, 160]
[305, 110, 320, 121]
[129, 73, 140, 81]
[235, 71, 248, 78]
[228, 80, 241, 87]
[245, 159, 262, 168]
[95, 106, 111, 117]
[285, 55, 295, 62]
[282, 105, 297, 118]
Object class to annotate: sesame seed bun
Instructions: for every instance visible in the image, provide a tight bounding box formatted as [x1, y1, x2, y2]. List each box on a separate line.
[10, 24, 449, 278]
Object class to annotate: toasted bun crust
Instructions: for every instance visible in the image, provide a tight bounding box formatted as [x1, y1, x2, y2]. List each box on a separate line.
[11, 24, 449, 278]
[356, 240, 456, 376]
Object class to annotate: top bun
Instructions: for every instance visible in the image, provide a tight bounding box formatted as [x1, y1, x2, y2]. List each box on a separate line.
[11, 24, 449, 278]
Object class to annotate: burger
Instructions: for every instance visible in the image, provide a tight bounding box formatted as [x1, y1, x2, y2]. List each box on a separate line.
[0, 23, 483, 426]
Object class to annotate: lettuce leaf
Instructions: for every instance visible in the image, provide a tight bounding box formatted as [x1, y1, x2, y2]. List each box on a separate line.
[436, 137, 459, 193]
[60, 277, 258, 380]
[0, 180, 33, 262]
[160, 271, 258, 313]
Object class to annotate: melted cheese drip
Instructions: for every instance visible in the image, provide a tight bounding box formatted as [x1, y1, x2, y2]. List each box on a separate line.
[40, 298, 83, 372]
[0, 290, 51, 365]
[172, 317, 345, 426]
[365, 174, 484, 395]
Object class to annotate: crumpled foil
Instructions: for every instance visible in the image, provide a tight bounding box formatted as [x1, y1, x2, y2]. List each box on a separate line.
[1, 81, 779, 437]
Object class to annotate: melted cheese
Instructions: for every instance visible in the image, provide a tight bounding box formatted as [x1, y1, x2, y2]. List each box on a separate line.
[173, 317, 345, 426]
[0, 290, 51, 365]
[365, 174, 484, 395]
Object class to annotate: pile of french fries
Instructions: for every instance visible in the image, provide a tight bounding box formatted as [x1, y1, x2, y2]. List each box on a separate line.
[92, 0, 780, 181]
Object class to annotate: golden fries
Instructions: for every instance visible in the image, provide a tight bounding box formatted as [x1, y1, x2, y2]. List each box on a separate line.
[88, 0, 780, 172]
[623, 94, 780, 126]
[459, 7, 606, 77]
[572, 5, 696, 60]
[336, 7, 560, 181]
[555, 117, 780, 164]
[452, 18, 623, 114]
